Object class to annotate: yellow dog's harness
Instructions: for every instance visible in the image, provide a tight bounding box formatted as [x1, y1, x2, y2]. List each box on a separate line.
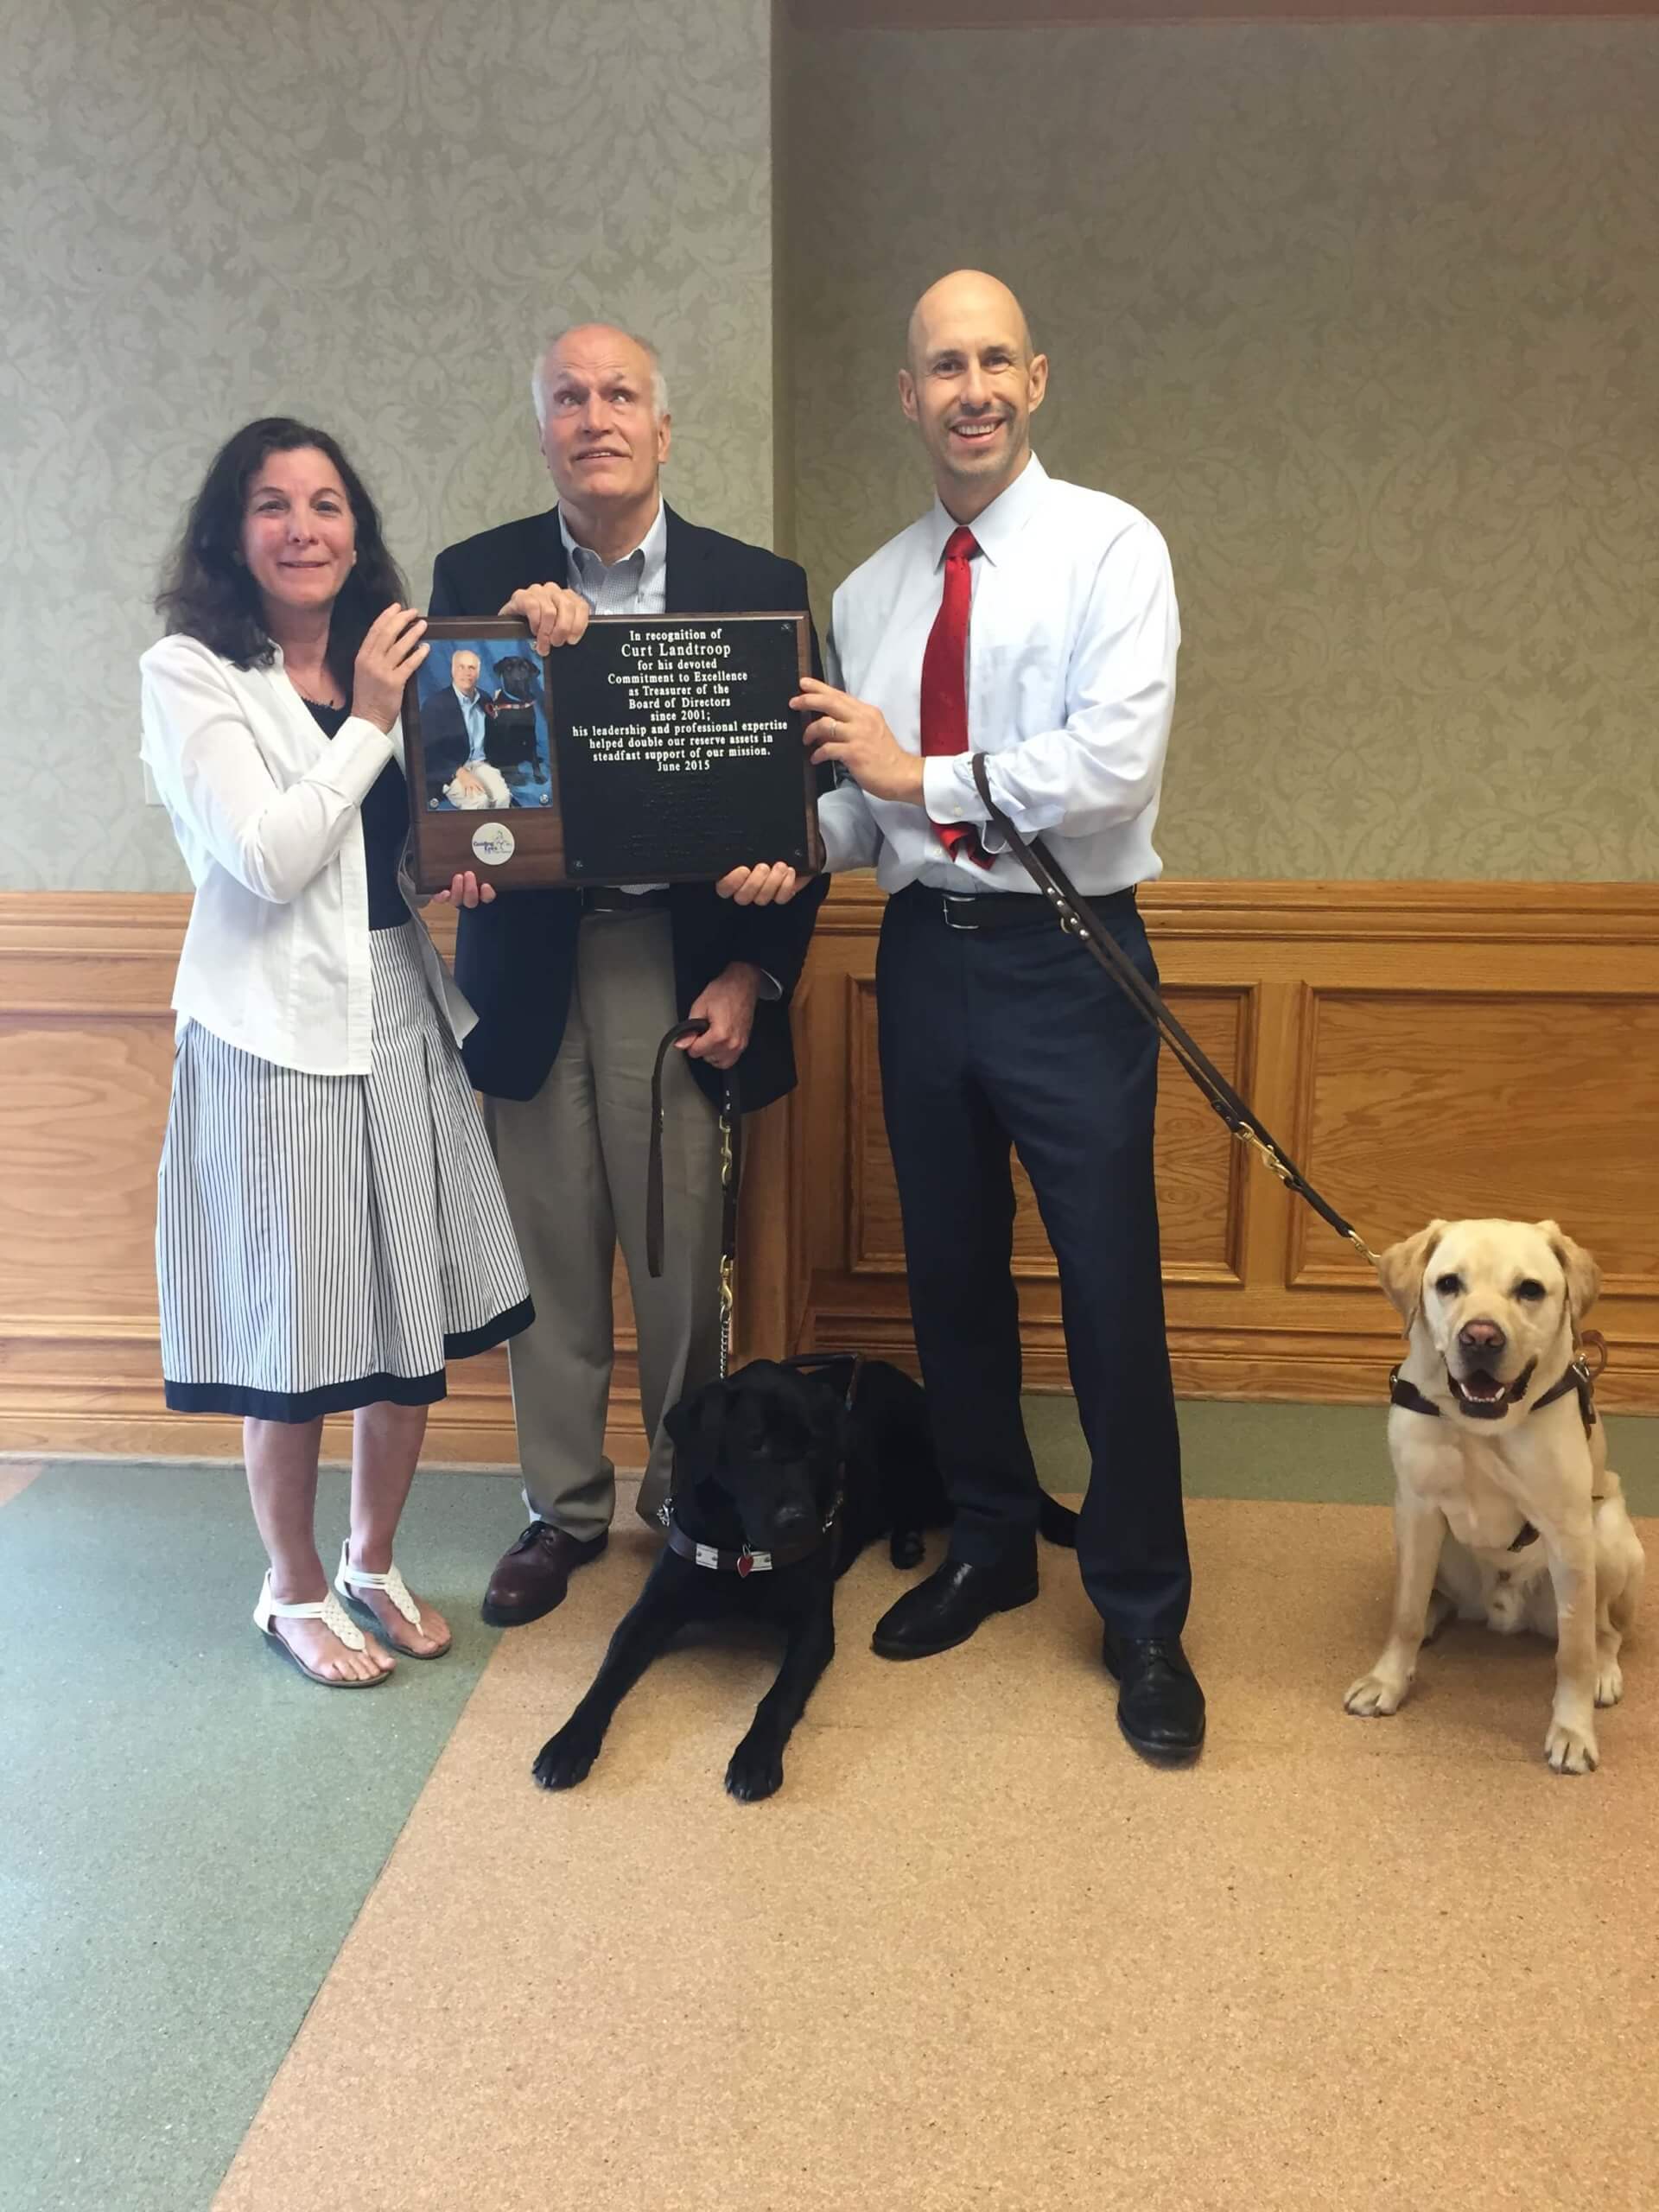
[1387, 1333, 1607, 1551]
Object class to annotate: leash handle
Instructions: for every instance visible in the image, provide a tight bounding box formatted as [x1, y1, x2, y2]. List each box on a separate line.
[968, 755, 1378, 1269]
[647, 1020, 741, 1380]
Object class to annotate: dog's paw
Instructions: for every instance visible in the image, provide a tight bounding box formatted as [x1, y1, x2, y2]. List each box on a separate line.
[1344, 1670, 1408, 1717]
[532, 1724, 601, 1792]
[1544, 1717, 1599, 1775]
[1595, 1659, 1624, 1709]
[724, 1736, 785, 1803]
[889, 1528, 925, 1571]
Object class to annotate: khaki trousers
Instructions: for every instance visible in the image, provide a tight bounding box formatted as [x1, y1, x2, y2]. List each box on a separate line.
[484, 910, 723, 1540]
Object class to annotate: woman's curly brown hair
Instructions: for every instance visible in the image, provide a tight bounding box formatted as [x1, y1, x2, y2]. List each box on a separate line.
[156, 416, 407, 696]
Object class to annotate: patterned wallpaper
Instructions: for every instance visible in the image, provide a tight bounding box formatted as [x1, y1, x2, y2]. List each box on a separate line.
[785, 22, 1659, 883]
[0, 0, 775, 891]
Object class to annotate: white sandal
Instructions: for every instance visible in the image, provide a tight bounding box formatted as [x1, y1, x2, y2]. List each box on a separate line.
[334, 1541, 451, 1660]
[252, 1573, 391, 1688]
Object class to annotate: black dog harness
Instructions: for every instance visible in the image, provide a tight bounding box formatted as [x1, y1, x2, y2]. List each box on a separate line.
[659, 1354, 865, 1577]
[1388, 1333, 1606, 1551]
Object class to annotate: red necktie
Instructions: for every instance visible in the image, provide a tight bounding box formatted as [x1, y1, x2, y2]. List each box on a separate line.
[919, 524, 990, 868]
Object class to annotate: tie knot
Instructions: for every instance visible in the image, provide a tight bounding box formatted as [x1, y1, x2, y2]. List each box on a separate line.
[944, 525, 979, 565]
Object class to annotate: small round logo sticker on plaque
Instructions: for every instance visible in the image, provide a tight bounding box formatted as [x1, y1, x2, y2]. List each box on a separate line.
[472, 822, 515, 866]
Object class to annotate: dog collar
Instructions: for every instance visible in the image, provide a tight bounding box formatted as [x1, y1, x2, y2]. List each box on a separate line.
[661, 1492, 842, 1577]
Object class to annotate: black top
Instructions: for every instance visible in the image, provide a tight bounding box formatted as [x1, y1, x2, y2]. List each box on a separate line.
[302, 699, 410, 930]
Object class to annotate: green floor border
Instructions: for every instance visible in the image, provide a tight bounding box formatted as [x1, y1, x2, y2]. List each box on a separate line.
[0, 1462, 530, 2212]
[1023, 1395, 1659, 1517]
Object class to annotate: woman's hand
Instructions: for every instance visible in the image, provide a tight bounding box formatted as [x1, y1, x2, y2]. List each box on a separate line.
[432, 872, 496, 907]
[352, 605, 429, 731]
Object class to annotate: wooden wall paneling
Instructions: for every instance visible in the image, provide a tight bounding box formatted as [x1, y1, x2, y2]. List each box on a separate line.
[792, 878, 1659, 1412]
[0, 895, 653, 1465]
[1141, 987, 1250, 1286]
[6, 879, 1659, 1460]
[844, 956, 1250, 1284]
[1291, 987, 1659, 1291]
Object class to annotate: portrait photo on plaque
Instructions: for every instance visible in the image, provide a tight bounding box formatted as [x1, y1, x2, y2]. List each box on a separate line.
[410, 632, 553, 817]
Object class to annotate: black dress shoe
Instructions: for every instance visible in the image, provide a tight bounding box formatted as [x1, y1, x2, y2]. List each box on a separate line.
[1101, 1630, 1205, 1762]
[872, 1552, 1039, 1660]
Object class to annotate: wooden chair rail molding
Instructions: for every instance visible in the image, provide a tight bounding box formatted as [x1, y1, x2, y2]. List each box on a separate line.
[1, 875, 1656, 1468]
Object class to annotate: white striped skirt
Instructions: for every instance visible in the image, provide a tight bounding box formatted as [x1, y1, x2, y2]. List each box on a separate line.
[157, 923, 532, 1421]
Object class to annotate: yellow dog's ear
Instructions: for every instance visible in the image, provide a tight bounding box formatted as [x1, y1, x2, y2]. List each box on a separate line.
[1376, 1221, 1446, 1330]
[1539, 1220, 1602, 1325]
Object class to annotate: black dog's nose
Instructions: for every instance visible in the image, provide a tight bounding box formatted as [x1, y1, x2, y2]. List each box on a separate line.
[1459, 1319, 1506, 1354]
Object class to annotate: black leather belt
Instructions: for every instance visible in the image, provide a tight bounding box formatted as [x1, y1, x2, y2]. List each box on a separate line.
[899, 881, 1137, 931]
[581, 886, 673, 914]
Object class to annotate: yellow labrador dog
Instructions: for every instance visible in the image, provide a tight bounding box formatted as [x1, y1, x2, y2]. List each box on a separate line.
[1345, 1217, 1643, 1774]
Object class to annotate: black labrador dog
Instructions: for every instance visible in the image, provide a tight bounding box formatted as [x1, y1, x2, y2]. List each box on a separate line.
[531, 1355, 1077, 1802]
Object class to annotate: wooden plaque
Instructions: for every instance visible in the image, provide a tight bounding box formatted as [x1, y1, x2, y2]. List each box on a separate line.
[403, 613, 823, 892]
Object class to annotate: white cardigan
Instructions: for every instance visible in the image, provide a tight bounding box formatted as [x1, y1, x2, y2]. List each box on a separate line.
[140, 632, 474, 1076]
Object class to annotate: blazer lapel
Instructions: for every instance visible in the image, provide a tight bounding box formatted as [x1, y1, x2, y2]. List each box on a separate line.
[539, 510, 572, 590]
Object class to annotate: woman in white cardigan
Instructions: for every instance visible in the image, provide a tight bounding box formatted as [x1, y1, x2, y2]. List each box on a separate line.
[143, 417, 532, 1688]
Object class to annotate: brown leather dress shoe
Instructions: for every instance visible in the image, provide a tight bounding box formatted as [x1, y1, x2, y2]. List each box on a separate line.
[481, 1522, 607, 1627]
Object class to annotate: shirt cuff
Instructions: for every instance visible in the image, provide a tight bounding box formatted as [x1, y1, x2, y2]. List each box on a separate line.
[312, 715, 396, 804]
[814, 780, 860, 869]
[922, 753, 983, 827]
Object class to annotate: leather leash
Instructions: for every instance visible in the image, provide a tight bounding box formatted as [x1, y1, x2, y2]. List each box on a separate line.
[647, 1020, 741, 1379]
[969, 754, 1379, 1268]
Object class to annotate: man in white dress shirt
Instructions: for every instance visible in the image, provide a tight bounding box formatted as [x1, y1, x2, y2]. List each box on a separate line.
[751, 269, 1203, 1761]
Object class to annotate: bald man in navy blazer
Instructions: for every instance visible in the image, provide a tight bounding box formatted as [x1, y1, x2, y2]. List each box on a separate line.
[431, 322, 827, 1629]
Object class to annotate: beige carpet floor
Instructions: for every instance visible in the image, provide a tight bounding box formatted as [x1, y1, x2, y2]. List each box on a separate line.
[213, 1498, 1658, 2212]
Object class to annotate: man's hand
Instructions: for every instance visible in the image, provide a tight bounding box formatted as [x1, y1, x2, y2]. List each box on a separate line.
[432, 871, 496, 907]
[715, 862, 801, 906]
[499, 582, 590, 654]
[678, 963, 762, 1070]
[792, 677, 925, 804]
